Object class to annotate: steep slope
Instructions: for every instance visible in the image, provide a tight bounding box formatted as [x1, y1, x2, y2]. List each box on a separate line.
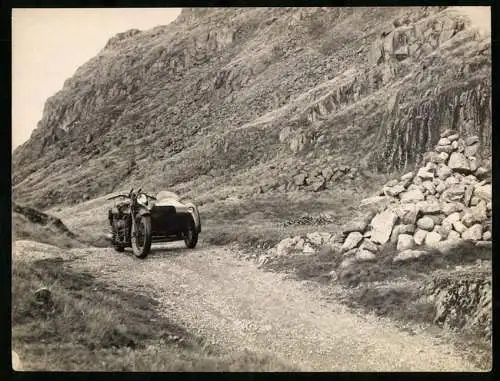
[12, 7, 491, 209]
[12, 203, 85, 248]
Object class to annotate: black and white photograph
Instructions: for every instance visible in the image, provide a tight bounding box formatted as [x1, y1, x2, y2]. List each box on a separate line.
[11, 6, 492, 371]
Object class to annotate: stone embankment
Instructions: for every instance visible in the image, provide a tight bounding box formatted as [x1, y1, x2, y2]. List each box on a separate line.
[270, 130, 491, 260]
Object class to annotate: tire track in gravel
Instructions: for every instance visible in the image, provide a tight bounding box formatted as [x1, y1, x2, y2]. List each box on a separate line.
[14, 240, 483, 371]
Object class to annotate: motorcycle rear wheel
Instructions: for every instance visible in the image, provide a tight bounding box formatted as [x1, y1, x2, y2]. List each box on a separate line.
[132, 215, 152, 258]
[184, 219, 198, 249]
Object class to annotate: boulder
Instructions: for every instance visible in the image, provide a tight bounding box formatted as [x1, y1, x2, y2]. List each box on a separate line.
[438, 152, 449, 163]
[359, 239, 378, 253]
[448, 152, 470, 173]
[440, 129, 453, 138]
[462, 224, 483, 241]
[370, 210, 397, 245]
[384, 184, 406, 197]
[465, 135, 479, 146]
[441, 202, 464, 216]
[444, 176, 460, 186]
[401, 171, 414, 181]
[397, 234, 415, 251]
[443, 212, 461, 225]
[434, 225, 449, 240]
[475, 167, 489, 179]
[427, 214, 445, 226]
[441, 184, 466, 203]
[416, 200, 441, 214]
[276, 238, 295, 256]
[295, 238, 305, 251]
[470, 201, 488, 224]
[384, 179, 399, 188]
[359, 196, 391, 213]
[339, 257, 356, 268]
[342, 212, 375, 234]
[435, 182, 447, 194]
[303, 243, 316, 254]
[321, 168, 334, 181]
[473, 184, 491, 201]
[417, 216, 435, 231]
[447, 230, 461, 241]
[390, 224, 416, 242]
[482, 231, 491, 241]
[393, 249, 430, 262]
[417, 167, 434, 180]
[34, 287, 52, 305]
[438, 137, 451, 146]
[293, 173, 307, 186]
[306, 232, 325, 246]
[464, 144, 479, 158]
[341, 232, 363, 252]
[355, 249, 377, 262]
[469, 157, 479, 172]
[435, 145, 453, 154]
[396, 203, 419, 225]
[413, 229, 427, 245]
[422, 181, 436, 195]
[425, 231, 442, 247]
[447, 133, 459, 141]
[470, 196, 480, 206]
[436, 165, 452, 180]
[452, 220, 467, 234]
[400, 188, 425, 203]
[461, 212, 475, 228]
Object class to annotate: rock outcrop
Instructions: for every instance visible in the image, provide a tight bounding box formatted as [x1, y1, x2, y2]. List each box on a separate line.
[425, 266, 491, 340]
[12, 7, 491, 209]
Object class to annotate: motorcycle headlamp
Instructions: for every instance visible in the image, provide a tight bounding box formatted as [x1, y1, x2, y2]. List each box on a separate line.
[138, 194, 148, 205]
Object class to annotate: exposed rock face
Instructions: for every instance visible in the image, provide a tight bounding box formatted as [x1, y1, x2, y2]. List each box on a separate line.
[426, 268, 491, 340]
[12, 7, 491, 209]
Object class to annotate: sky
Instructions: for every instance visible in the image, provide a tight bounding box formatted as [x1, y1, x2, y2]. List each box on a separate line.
[12, 8, 182, 150]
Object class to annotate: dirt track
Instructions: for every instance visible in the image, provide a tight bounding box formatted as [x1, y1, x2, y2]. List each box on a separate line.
[14, 240, 483, 371]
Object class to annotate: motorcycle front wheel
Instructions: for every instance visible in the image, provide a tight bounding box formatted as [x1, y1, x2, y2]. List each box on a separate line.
[132, 215, 152, 258]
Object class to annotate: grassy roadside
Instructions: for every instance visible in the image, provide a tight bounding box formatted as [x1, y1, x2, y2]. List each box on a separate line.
[262, 241, 492, 369]
[12, 257, 296, 371]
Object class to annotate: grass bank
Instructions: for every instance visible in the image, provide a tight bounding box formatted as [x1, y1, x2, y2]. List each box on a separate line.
[12, 257, 295, 371]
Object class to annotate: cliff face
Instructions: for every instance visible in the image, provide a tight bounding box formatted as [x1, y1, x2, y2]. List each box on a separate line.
[12, 7, 491, 209]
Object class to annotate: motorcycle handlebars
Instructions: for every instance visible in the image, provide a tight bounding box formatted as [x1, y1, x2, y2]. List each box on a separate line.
[108, 191, 157, 201]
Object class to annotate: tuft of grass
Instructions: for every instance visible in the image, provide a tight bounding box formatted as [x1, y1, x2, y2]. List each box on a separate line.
[12, 257, 296, 371]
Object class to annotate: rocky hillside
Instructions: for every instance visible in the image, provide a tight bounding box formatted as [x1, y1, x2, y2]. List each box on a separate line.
[12, 203, 85, 248]
[13, 7, 491, 209]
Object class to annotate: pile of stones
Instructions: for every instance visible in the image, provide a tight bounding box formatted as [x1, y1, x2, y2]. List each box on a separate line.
[270, 130, 491, 263]
[335, 130, 491, 264]
[290, 165, 360, 192]
[282, 213, 335, 227]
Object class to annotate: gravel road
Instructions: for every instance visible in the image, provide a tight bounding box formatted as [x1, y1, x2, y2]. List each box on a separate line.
[13, 240, 483, 371]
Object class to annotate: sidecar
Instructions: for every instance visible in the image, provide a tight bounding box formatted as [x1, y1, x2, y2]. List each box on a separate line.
[107, 190, 201, 254]
[148, 191, 201, 248]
